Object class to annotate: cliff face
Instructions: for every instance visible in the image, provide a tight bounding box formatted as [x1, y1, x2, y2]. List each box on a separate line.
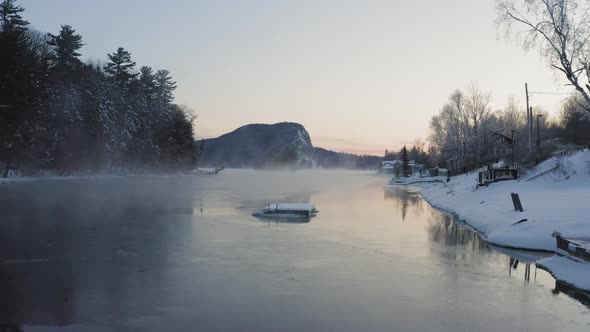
[199, 122, 314, 168]
[198, 122, 380, 169]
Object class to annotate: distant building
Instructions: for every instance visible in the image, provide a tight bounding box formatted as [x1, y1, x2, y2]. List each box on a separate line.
[379, 160, 400, 174]
[408, 160, 425, 175]
[380, 160, 424, 176]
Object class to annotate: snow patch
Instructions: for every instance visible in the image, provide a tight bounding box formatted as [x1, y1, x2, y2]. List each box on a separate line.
[537, 255, 590, 291]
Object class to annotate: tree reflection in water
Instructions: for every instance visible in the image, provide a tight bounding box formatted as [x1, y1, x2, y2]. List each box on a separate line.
[426, 212, 489, 253]
[384, 186, 424, 221]
[550, 279, 590, 309]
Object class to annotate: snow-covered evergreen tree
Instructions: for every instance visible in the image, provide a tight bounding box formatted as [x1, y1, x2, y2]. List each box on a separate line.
[401, 145, 410, 177]
[0, 0, 199, 176]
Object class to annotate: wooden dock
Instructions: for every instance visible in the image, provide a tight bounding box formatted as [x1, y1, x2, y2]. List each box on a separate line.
[555, 234, 590, 262]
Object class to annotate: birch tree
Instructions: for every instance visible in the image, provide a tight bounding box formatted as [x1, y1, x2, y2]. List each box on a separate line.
[496, 0, 590, 111]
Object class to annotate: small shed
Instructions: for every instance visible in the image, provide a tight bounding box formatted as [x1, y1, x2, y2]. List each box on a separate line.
[478, 165, 518, 186]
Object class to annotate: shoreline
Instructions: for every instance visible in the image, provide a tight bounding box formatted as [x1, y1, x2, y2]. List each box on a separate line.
[415, 183, 590, 293]
[390, 150, 590, 292]
[419, 190, 555, 254]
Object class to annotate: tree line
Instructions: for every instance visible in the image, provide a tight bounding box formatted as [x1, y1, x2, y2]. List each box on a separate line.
[0, 0, 198, 177]
[427, 85, 590, 171]
[386, 0, 590, 173]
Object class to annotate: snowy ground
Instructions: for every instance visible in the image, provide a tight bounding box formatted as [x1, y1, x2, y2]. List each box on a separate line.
[537, 255, 590, 291]
[394, 150, 590, 291]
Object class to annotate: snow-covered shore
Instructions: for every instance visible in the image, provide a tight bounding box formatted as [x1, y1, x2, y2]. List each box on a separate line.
[394, 150, 590, 291]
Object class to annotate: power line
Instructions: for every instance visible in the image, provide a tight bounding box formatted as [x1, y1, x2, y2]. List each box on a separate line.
[528, 91, 572, 95]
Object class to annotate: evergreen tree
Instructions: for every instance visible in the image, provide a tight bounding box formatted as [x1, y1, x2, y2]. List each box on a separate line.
[0, 0, 44, 176]
[154, 69, 176, 103]
[45, 25, 87, 172]
[48, 25, 83, 72]
[104, 47, 138, 89]
[0, 1, 198, 176]
[401, 145, 410, 177]
[139, 66, 156, 101]
[0, 0, 28, 33]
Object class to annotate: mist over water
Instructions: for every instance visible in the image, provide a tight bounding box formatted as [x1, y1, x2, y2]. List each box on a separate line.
[1, 170, 589, 331]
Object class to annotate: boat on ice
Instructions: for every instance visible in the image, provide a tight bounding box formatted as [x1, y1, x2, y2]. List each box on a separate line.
[252, 203, 319, 220]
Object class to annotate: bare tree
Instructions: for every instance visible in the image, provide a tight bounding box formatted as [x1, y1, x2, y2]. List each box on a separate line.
[496, 0, 590, 111]
[558, 93, 590, 142]
[465, 83, 491, 164]
[430, 85, 492, 169]
[498, 96, 526, 132]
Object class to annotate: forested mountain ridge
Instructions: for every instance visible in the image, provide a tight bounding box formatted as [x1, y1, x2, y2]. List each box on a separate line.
[0, 0, 198, 177]
[199, 122, 381, 169]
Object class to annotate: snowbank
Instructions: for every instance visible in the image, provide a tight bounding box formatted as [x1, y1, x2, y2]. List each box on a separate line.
[397, 150, 590, 290]
[414, 150, 590, 252]
[537, 255, 590, 291]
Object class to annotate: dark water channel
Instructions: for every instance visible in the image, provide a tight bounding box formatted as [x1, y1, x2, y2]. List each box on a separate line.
[0, 170, 589, 331]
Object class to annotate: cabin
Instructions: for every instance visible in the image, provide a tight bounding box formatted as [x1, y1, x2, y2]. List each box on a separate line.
[408, 161, 425, 175]
[379, 161, 400, 174]
[429, 167, 448, 177]
[380, 160, 425, 176]
[478, 165, 518, 186]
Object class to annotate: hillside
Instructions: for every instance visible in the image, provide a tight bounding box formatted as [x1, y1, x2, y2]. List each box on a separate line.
[198, 122, 380, 169]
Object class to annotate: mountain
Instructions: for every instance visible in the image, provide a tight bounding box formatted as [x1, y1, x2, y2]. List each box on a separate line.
[198, 122, 381, 169]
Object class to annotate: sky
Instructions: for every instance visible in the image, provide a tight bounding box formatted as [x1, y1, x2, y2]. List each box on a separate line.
[21, 0, 574, 155]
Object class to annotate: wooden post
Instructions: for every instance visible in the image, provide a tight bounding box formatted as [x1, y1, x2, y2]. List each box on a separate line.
[511, 193, 524, 212]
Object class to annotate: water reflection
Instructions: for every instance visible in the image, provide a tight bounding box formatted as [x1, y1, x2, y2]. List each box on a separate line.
[423, 192, 590, 308]
[0, 180, 194, 329]
[384, 186, 424, 221]
[253, 216, 311, 224]
[552, 280, 590, 308]
[426, 213, 489, 252]
[0, 176, 589, 331]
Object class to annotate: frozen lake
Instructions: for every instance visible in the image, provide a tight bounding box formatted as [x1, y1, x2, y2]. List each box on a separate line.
[0, 170, 589, 331]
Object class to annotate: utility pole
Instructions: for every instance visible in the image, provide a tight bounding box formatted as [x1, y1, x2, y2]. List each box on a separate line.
[537, 114, 543, 147]
[525, 83, 532, 153]
[529, 106, 533, 152]
[511, 129, 515, 165]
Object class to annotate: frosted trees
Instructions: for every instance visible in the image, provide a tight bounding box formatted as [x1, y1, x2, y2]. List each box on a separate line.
[465, 84, 492, 165]
[496, 0, 590, 111]
[430, 86, 494, 170]
[497, 97, 525, 132]
[430, 90, 469, 169]
[559, 94, 590, 143]
[0, 0, 43, 176]
[1, 0, 199, 176]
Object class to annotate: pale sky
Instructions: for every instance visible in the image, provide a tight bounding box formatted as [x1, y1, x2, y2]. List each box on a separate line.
[22, 0, 573, 155]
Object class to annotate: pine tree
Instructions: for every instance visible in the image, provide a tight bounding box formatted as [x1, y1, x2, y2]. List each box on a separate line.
[139, 66, 156, 100]
[0, 1, 199, 175]
[0, 0, 43, 176]
[0, 0, 28, 33]
[401, 145, 410, 177]
[45, 25, 87, 172]
[154, 69, 176, 103]
[48, 25, 83, 73]
[104, 47, 138, 89]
